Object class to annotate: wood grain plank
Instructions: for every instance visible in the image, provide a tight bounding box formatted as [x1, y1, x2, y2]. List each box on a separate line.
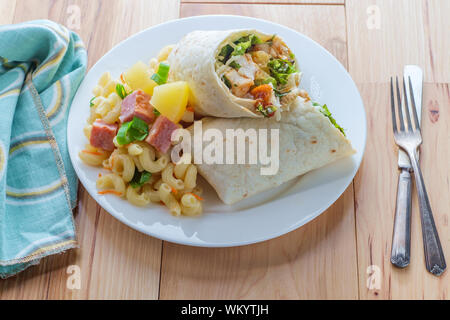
[181, 3, 348, 66]
[161, 188, 358, 299]
[46, 0, 179, 299]
[0, 0, 16, 25]
[160, 3, 358, 300]
[347, 0, 450, 299]
[182, 0, 343, 4]
[86, 203, 162, 299]
[0, 258, 53, 299]
[346, 0, 450, 83]
[354, 83, 450, 299]
[422, 0, 450, 83]
[0, 0, 180, 299]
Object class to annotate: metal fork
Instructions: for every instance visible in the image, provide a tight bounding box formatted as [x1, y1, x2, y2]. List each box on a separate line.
[390, 76, 446, 276]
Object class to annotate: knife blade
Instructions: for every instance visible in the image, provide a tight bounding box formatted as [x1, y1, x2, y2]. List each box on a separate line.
[391, 65, 423, 268]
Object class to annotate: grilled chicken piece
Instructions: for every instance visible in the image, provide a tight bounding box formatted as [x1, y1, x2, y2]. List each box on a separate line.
[233, 54, 258, 80]
[272, 36, 291, 60]
[224, 69, 254, 98]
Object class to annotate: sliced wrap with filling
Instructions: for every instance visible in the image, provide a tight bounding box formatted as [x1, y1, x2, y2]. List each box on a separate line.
[169, 29, 304, 119]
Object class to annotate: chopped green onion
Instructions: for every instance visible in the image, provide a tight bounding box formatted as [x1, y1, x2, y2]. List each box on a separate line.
[319, 104, 345, 136]
[116, 121, 132, 145]
[116, 116, 149, 145]
[116, 83, 130, 99]
[151, 62, 170, 85]
[89, 97, 96, 107]
[153, 108, 161, 116]
[130, 170, 152, 188]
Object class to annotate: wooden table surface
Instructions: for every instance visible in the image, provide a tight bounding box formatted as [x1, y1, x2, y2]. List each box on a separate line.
[0, 0, 448, 300]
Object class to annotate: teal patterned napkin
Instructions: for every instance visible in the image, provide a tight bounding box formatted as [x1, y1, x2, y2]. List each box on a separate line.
[0, 20, 87, 278]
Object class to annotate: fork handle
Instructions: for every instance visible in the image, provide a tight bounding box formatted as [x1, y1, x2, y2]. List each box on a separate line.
[391, 168, 412, 268]
[407, 150, 447, 276]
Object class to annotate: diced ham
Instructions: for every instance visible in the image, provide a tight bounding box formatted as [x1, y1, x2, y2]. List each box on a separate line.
[224, 69, 254, 98]
[90, 119, 118, 151]
[145, 115, 179, 153]
[119, 90, 155, 124]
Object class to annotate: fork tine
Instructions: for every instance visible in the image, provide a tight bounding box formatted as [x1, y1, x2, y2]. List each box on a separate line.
[390, 77, 398, 133]
[403, 76, 413, 131]
[395, 77, 405, 131]
[408, 76, 421, 131]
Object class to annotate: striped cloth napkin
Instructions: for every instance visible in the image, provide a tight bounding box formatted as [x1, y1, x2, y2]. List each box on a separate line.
[0, 20, 87, 278]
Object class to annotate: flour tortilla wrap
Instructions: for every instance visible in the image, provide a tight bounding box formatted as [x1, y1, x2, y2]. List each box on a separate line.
[168, 29, 279, 118]
[188, 99, 355, 205]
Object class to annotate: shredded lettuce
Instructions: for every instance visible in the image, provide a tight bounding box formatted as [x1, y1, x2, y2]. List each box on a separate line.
[268, 59, 296, 86]
[316, 103, 345, 136]
[232, 34, 262, 56]
[219, 34, 263, 64]
[254, 77, 277, 87]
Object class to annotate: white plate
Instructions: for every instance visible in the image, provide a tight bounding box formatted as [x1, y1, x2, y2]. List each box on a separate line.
[68, 15, 366, 247]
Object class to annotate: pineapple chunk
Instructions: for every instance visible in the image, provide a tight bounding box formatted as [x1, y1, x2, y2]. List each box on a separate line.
[123, 61, 157, 95]
[150, 81, 189, 123]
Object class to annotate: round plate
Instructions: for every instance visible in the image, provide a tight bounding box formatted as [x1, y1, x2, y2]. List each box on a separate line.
[68, 15, 366, 247]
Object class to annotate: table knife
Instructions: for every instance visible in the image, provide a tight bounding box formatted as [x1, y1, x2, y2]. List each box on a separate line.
[390, 65, 423, 268]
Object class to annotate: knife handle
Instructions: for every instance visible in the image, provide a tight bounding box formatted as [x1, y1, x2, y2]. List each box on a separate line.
[391, 168, 412, 268]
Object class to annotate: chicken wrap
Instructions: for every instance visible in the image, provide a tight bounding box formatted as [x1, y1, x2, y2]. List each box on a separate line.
[187, 98, 355, 205]
[169, 29, 304, 119]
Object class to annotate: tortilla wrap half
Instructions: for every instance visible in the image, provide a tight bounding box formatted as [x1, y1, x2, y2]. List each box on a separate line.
[169, 29, 287, 118]
[187, 99, 355, 205]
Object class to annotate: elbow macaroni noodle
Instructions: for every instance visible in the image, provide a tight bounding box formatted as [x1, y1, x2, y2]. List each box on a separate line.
[158, 183, 181, 216]
[162, 163, 184, 190]
[79, 57, 203, 216]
